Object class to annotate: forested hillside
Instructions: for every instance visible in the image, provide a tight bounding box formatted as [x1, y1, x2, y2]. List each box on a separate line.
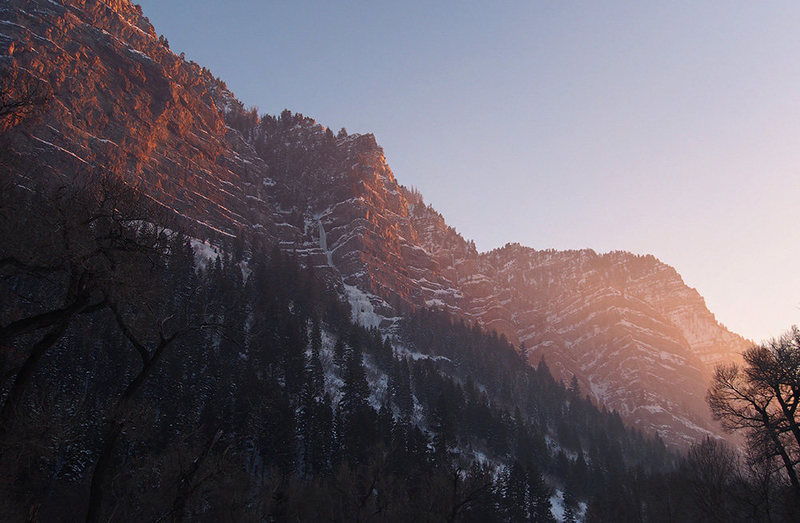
[1, 180, 794, 521]
[2, 1, 799, 521]
[0, 0, 752, 449]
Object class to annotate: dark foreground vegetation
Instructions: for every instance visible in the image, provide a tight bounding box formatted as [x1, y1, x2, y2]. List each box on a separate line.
[0, 82, 796, 521]
[0, 177, 797, 522]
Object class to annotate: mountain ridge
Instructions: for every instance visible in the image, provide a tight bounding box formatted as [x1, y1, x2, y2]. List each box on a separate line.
[0, 0, 751, 448]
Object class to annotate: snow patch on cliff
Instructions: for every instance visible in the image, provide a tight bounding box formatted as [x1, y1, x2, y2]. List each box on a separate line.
[344, 284, 382, 329]
[318, 221, 334, 266]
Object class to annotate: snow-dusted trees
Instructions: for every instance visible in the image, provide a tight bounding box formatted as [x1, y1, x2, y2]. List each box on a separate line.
[497, 460, 555, 522]
[2, 181, 696, 519]
[389, 357, 413, 422]
[337, 342, 375, 465]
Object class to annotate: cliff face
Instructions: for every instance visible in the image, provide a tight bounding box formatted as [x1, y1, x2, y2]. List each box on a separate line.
[454, 246, 749, 446]
[1, 0, 276, 238]
[1, 0, 751, 448]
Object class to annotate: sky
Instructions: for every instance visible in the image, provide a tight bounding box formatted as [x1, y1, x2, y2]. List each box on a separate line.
[136, 0, 800, 343]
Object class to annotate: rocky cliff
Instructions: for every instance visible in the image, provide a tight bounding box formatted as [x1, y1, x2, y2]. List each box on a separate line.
[0, 0, 751, 448]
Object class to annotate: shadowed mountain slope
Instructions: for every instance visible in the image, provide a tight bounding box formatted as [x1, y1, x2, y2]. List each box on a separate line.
[1, 0, 750, 448]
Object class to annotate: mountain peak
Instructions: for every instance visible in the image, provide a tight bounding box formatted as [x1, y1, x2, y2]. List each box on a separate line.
[0, 0, 750, 449]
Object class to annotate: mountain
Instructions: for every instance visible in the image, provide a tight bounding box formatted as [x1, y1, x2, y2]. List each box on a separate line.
[0, 0, 750, 449]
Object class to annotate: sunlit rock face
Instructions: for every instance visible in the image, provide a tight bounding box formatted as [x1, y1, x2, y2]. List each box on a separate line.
[1, 0, 275, 239]
[449, 245, 750, 447]
[2, 0, 751, 448]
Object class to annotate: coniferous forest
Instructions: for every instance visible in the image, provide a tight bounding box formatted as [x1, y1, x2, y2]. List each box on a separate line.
[2, 2, 800, 519]
[1, 176, 798, 522]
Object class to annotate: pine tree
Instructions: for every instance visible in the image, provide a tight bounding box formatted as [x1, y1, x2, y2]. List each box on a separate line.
[341, 344, 369, 415]
[432, 391, 455, 461]
[333, 337, 346, 369]
[391, 357, 413, 422]
[307, 321, 325, 399]
[299, 390, 332, 477]
[257, 384, 296, 474]
[563, 489, 578, 523]
[311, 317, 322, 353]
[281, 317, 307, 396]
[377, 400, 394, 444]
[338, 343, 374, 464]
[503, 461, 529, 522]
[528, 464, 555, 522]
[300, 331, 327, 476]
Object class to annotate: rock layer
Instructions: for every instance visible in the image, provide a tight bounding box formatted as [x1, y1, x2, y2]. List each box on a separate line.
[1, 0, 751, 448]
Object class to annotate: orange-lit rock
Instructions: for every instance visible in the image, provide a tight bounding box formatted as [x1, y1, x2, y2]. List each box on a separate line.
[1, 0, 751, 449]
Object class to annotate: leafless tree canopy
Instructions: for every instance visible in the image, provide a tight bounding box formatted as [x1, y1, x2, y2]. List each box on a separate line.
[708, 327, 800, 499]
[0, 66, 50, 134]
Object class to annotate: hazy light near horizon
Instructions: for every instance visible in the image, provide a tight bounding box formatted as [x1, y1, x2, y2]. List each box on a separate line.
[136, 0, 800, 343]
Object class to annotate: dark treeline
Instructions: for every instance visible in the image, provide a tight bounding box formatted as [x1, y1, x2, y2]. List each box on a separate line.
[225, 103, 800, 520]
[1, 176, 799, 521]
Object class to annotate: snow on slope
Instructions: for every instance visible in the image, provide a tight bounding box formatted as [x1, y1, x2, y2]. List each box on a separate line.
[1, 0, 749, 450]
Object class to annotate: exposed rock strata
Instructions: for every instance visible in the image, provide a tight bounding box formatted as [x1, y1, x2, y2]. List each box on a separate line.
[1, 0, 751, 448]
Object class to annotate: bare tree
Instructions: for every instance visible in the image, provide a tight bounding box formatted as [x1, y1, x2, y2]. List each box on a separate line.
[708, 327, 800, 499]
[0, 66, 50, 134]
[445, 464, 494, 523]
[84, 291, 224, 522]
[683, 437, 741, 523]
[85, 309, 193, 523]
[0, 177, 174, 435]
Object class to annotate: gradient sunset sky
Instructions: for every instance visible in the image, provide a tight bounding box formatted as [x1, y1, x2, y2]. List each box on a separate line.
[136, 0, 800, 343]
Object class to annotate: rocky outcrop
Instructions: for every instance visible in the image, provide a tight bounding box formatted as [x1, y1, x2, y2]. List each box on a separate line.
[1, 0, 276, 239]
[1, 0, 751, 448]
[453, 245, 749, 446]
